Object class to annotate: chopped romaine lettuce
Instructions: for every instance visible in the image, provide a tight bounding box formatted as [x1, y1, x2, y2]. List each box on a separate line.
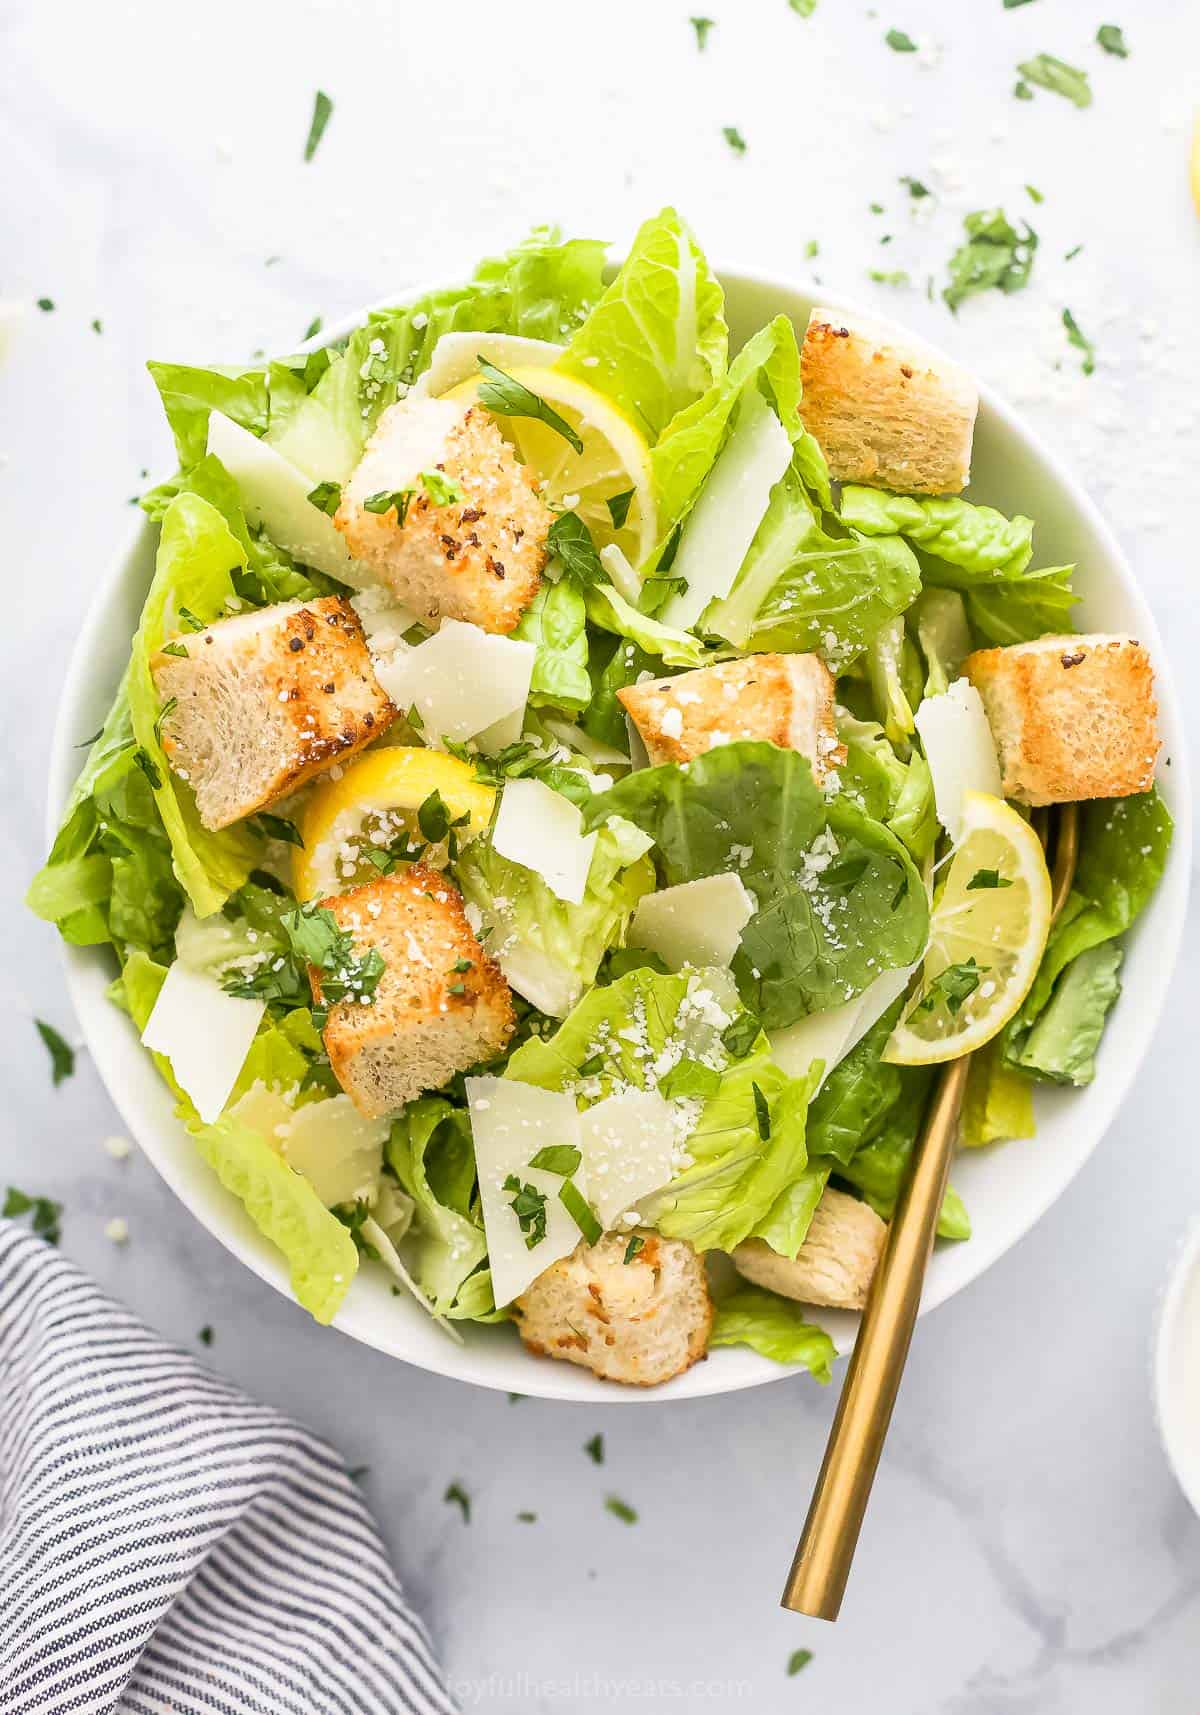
[513, 577, 591, 712]
[386, 1098, 491, 1316]
[709, 1285, 836, 1378]
[840, 487, 1035, 579]
[1008, 941, 1123, 1087]
[962, 1039, 1036, 1145]
[557, 206, 728, 441]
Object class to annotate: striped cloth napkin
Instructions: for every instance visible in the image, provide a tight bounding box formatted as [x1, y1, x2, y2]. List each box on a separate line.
[0, 1220, 457, 1714]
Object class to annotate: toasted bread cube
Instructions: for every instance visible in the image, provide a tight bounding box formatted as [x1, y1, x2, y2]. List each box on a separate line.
[315, 866, 515, 1119]
[798, 307, 978, 495]
[152, 596, 394, 831]
[963, 634, 1159, 807]
[733, 1187, 886, 1312]
[334, 397, 550, 634]
[514, 1231, 712, 1387]
[617, 653, 845, 782]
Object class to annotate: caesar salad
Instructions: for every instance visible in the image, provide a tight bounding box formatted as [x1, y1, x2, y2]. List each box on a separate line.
[30, 209, 1171, 1388]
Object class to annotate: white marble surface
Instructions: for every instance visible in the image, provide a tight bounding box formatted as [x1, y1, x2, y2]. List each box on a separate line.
[4, 0, 1200, 1707]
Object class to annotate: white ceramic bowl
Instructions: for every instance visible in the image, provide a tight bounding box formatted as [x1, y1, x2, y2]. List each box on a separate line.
[49, 266, 1191, 1402]
[1154, 1221, 1200, 1517]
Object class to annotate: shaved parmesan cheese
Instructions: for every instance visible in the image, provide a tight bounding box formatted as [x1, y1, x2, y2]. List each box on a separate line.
[543, 717, 630, 767]
[361, 1213, 462, 1342]
[372, 618, 534, 746]
[599, 542, 642, 605]
[629, 874, 755, 970]
[467, 1076, 587, 1306]
[231, 1084, 387, 1208]
[206, 412, 378, 591]
[491, 938, 584, 1020]
[492, 778, 597, 905]
[663, 385, 792, 631]
[580, 1089, 678, 1229]
[417, 331, 566, 398]
[914, 678, 1002, 844]
[142, 964, 264, 1123]
[770, 963, 920, 1090]
[350, 586, 417, 659]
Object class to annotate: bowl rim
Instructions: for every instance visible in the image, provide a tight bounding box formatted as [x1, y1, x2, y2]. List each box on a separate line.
[48, 258, 1192, 1402]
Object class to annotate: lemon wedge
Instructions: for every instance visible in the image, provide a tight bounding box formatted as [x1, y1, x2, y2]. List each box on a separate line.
[292, 748, 495, 901]
[443, 364, 655, 567]
[883, 792, 1052, 1066]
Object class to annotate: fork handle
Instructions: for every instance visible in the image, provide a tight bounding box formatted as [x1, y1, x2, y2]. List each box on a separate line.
[779, 1054, 969, 1620]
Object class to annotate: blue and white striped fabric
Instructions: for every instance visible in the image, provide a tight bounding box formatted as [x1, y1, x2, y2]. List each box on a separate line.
[0, 1221, 457, 1715]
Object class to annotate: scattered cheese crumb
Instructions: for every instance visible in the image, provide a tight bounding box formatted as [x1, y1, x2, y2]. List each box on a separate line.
[104, 1217, 129, 1245]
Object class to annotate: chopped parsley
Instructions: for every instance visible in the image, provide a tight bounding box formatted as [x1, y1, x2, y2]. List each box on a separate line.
[420, 468, 465, 507]
[721, 126, 747, 155]
[1062, 306, 1096, 374]
[417, 789, 470, 854]
[605, 1495, 638, 1525]
[788, 0, 817, 13]
[623, 1234, 645, 1264]
[159, 641, 189, 658]
[153, 697, 178, 745]
[787, 1649, 814, 1676]
[722, 1012, 760, 1059]
[306, 480, 342, 515]
[1096, 24, 1128, 57]
[132, 747, 162, 790]
[198, 1325, 214, 1346]
[585, 1433, 605, 1465]
[177, 606, 206, 631]
[967, 868, 1012, 890]
[35, 1020, 75, 1087]
[37, 297, 54, 312]
[885, 29, 917, 52]
[918, 958, 987, 1017]
[302, 314, 323, 341]
[547, 510, 605, 585]
[689, 16, 715, 49]
[1064, 243, 1083, 261]
[444, 1481, 471, 1522]
[900, 176, 930, 198]
[943, 208, 1038, 312]
[1016, 54, 1092, 107]
[1013, 79, 1034, 100]
[363, 488, 414, 523]
[559, 1179, 602, 1244]
[303, 90, 334, 162]
[660, 1058, 723, 1099]
[4, 1187, 62, 1245]
[869, 269, 911, 286]
[528, 1144, 583, 1176]
[751, 1082, 771, 1140]
[476, 358, 583, 453]
[1002, 0, 1036, 7]
[517, 1510, 538, 1523]
[606, 489, 635, 530]
[805, 238, 820, 258]
[91, 317, 103, 334]
[280, 901, 386, 1007]
[504, 1175, 548, 1249]
[1025, 184, 1044, 204]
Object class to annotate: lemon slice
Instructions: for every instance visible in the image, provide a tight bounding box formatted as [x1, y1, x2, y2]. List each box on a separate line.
[292, 747, 495, 901]
[443, 365, 655, 567]
[883, 792, 1052, 1066]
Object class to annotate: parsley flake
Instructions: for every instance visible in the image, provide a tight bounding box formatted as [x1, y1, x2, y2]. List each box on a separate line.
[690, 16, 715, 49]
[606, 489, 635, 530]
[918, 958, 987, 1017]
[1096, 24, 1128, 57]
[900, 175, 931, 198]
[787, 1649, 814, 1676]
[504, 1175, 548, 1249]
[4, 1187, 62, 1245]
[363, 488, 414, 524]
[788, 0, 817, 13]
[623, 1234, 645, 1264]
[306, 480, 342, 515]
[302, 314, 323, 341]
[35, 1020, 75, 1086]
[1016, 54, 1092, 107]
[37, 297, 55, 312]
[722, 126, 748, 155]
[528, 1144, 583, 1176]
[585, 1433, 605, 1465]
[477, 358, 583, 453]
[885, 29, 918, 51]
[966, 868, 1013, 891]
[547, 510, 605, 585]
[420, 468, 465, 507]
[559, 1179, 602, 1244]
[444, 1481, 471, 1522]
[751, 1082, 771, 1140]
[303, 90, 334, 161]
[605, 1495, 638, 1525]
[1062, 306, 1096, 374]
[944, 208, 1038, 312]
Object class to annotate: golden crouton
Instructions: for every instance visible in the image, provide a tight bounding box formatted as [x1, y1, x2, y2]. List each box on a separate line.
[798, 307, 978, 495]
[513, 1231, 712, 1387]
[733, 1188, 886, 1311]
[963, 633, 1159, 806]
[334, 397, 549, 634]
[617, 653, 845, 782]
[153, 597, 393, 831]
[313, 866, 515, 1120]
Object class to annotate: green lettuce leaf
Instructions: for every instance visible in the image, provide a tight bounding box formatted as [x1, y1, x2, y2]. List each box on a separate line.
[145, 363, 270, 469]
[583, 580, 709, 668]
[557, 206, 727, 441]
[647, 315, 829, 569]
[386, 1098, 491, 1315]
[964, 564, 1077, 646]
[840, 487, 1035, 578]
[1008, 941, 1123, 1087]
[456, 820, 656, 1018]
[805, 1003, 905, 1166]
[704, 463, 920, 661]
[1007, 788, 1171, 1069]
[582, 635, 657, 752]
[585, 741, 929, 1029]
[709, 1285, 836, 1378]
[865, 616, 922, 749]
[910, 588, 971, 696]
[128, 493, 262, 915]
[120, 949, 357, 1322]
[513, 577, 591, 711]
[962, 1039, 1036, 1145]
[829, 1065, 970, 1241]
[505, 965, 817, 1255]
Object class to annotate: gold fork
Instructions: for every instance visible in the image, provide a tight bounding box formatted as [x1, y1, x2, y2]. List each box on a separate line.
[780, 803, 1079, 1620]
